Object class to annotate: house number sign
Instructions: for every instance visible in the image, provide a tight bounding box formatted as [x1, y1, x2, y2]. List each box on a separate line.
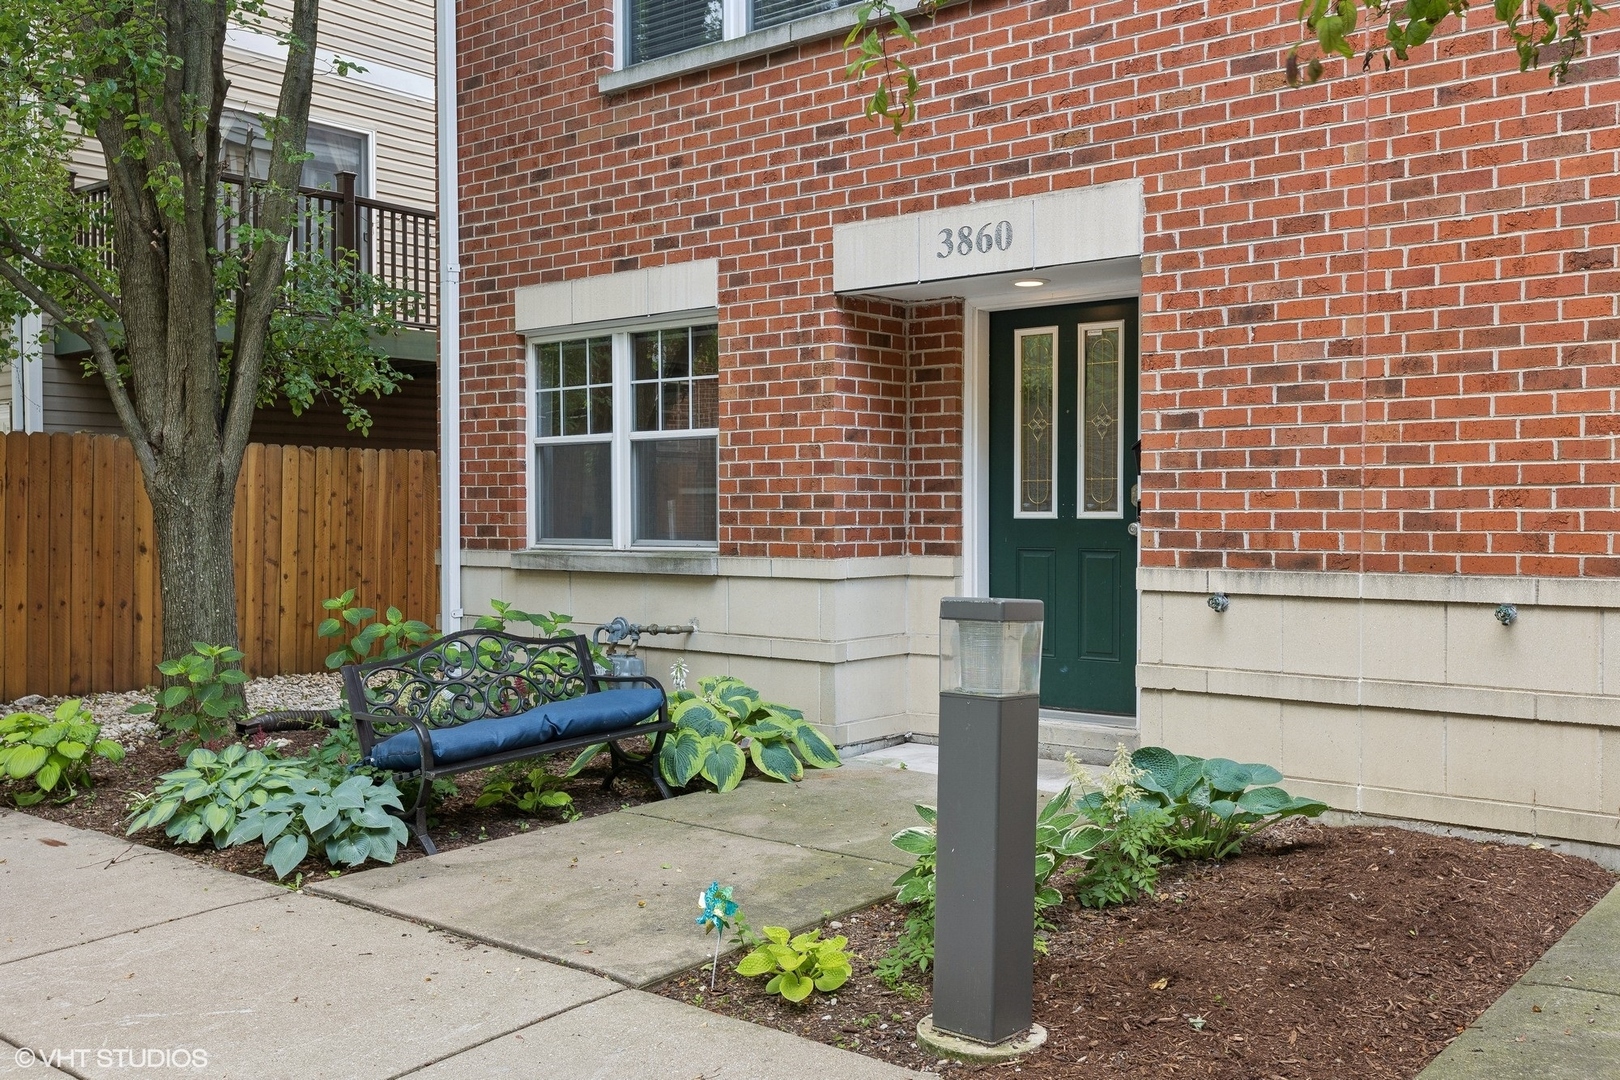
[937, 220, 1015, 259]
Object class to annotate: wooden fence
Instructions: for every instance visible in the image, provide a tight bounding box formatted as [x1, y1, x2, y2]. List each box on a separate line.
[0, 432, 439, 701]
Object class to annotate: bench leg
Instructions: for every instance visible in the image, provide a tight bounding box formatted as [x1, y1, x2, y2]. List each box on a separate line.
[400, 772, 440, 855]
[603, 737, 674, 800]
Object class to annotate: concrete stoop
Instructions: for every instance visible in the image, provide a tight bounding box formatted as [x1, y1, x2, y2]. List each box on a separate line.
[1038, 709, 1138, 766]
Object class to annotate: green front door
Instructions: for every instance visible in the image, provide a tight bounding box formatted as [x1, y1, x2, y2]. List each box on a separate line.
[988, 301, 1139, 716]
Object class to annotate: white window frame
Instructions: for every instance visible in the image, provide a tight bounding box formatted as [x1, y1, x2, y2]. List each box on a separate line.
[614, 0, 847, 68]
[1012, 325, 1059, 521]
[527, 319, 720, 550]
[1076, 320, 1127, 521]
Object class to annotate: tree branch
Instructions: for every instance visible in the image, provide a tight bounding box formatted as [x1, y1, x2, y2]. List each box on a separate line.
[0, 230, 123, 315]
[220, 0, 320, 482]
[0, 255, 157, 473]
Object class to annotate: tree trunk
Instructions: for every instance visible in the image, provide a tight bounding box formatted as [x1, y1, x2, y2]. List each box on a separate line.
[147, 460, 240, 661]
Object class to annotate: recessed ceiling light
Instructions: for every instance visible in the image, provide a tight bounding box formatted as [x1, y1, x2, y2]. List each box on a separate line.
[1013, 278, 1047, 288]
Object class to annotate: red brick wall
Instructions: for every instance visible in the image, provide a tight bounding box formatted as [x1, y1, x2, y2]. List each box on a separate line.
[457, 0, 1620, 573]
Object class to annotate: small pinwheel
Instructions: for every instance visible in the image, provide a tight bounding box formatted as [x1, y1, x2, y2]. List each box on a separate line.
[696, 881, 738, 989]
[697, 881, 737, 934]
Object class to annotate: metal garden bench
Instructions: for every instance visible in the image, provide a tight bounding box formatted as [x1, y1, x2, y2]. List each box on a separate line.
[341, 628, 674, 853]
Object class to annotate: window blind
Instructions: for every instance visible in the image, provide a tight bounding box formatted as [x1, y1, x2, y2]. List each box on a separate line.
[751, 0, 856, 32]
[628, 0, 723, 64]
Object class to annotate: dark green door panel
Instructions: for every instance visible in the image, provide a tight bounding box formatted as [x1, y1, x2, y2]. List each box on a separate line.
[988, 301, 1139, 715]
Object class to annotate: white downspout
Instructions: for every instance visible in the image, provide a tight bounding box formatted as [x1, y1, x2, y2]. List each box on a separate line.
[15, 312, 43, 433]
[435, 0, 463, 630]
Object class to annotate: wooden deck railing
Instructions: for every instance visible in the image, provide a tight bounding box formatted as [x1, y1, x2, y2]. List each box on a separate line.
[75, 172, 438, 330]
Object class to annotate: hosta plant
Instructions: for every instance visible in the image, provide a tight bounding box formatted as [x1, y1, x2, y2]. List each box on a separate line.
[736, 926, 852, 1003]
[227, 772, 410, 879]
[1129, 746, 1328, 860]
[656, 676, 840, 793]
[0, 699, 124, 806]
[126, 641, 248, 752]
[127, 744, 310, 848]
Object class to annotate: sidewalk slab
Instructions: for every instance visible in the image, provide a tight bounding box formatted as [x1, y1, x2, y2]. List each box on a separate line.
[0, 810, 279, 963]
[622, 762, 936, 865]
[1419, 881, 1620, 1080]
[406, 988, 926, 1079]
[308, 810, 901, 987]
[0, 891, 616, 1080]
[0, 1039, 73, 1078]
[1416, 984, 1620, 1080]
[854, 742, 1084, 795]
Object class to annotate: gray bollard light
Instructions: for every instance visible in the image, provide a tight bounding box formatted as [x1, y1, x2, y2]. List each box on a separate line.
[917, 596, 1049, 1062]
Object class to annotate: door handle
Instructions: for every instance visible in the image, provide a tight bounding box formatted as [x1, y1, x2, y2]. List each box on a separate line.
[1127, 522, 1139, 537]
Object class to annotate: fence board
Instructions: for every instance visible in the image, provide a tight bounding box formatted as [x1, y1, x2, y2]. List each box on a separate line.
[0, 432, 438, 700]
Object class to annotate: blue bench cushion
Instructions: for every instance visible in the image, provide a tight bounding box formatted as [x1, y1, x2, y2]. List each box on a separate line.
[365, 687, 665, 771]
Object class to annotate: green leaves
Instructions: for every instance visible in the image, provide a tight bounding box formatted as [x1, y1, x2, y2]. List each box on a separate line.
[0, 699, 122, 805]
[736, 926, 852, 1003]
[843, 1, 940, 136]
[1129, 746, 1329, 861]
[1288, 0, 1599, 87]
[317, 589, 435, 668]
[145, 642, 247, 754]
[659, 677, 839, 794]
[474, 763, 579, 821]
[698, 737, 747, 793]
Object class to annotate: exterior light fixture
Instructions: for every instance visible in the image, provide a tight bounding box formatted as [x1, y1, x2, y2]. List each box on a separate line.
[1495, 603, 1518, 626]
[1012, 278, 1047, 288]
[918, 597, 1049, 1063]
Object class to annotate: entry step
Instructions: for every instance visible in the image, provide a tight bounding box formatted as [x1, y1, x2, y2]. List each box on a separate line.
[1038, 709, 1138, 766]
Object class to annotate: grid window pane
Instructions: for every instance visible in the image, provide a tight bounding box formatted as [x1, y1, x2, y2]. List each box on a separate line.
[632, 326, 719, 434]
[628, 0, 721, 64]
[535, 336, 612, 437]
[537, 443, 612, 541]
[634, 437, 717, 543]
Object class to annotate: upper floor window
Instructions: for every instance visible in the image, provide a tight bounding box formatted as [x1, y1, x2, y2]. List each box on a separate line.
[625, 0, 859, 65]
[220, 110, 370, 194]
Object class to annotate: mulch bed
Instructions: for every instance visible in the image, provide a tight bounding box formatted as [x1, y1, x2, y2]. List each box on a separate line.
[653, 821, 1617, 1079]
[20, 727, 661, 882]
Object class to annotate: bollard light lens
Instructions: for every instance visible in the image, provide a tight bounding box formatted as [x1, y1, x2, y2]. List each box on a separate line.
[939, 598, 1043, 697]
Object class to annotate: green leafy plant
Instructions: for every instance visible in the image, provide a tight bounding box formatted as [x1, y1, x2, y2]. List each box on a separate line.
[127, 744, 311, 848]
[0, 699, 124, 806]
[1130, 746, 1328, 861]
[227, 772, 410, 879]
[474, 763, 579, 821]
[874, 795, 1102, 983]
[645, 676, 840, 793]
[473, 600, 571, 636]
[318, 589, 436, 669]
[126, 641, 248, 752]
[876, 803, 938, 986]
[1062, 745, 1175, 909]
[736, 926, 852, 1003]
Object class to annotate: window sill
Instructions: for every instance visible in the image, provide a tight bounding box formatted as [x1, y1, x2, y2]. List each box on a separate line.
[598, 2, 922, 96]
[512, 548, 720, 576]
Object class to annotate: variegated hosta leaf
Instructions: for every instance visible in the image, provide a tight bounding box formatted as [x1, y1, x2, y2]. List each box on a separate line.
[672, 698, 732, 740]
[660, 729, 705, 788]
[788, 723, 840, 770]
[698, 737, 747, 793]
[748, 737, 803, 783]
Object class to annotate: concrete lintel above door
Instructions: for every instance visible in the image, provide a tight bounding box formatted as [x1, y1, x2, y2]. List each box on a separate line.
[831, 179, 1144, 298]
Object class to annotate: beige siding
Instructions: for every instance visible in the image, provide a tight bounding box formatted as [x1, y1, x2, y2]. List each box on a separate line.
[221, 55, 436, 209]
[70, 0, 435, 211]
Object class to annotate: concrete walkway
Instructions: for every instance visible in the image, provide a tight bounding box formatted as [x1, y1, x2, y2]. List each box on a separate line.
[1417, 877, 1620, 1080]
[0, 760, 935, 1080]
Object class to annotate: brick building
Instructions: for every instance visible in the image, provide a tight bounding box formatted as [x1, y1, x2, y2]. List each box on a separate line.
[449, 0, 1620, 852]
